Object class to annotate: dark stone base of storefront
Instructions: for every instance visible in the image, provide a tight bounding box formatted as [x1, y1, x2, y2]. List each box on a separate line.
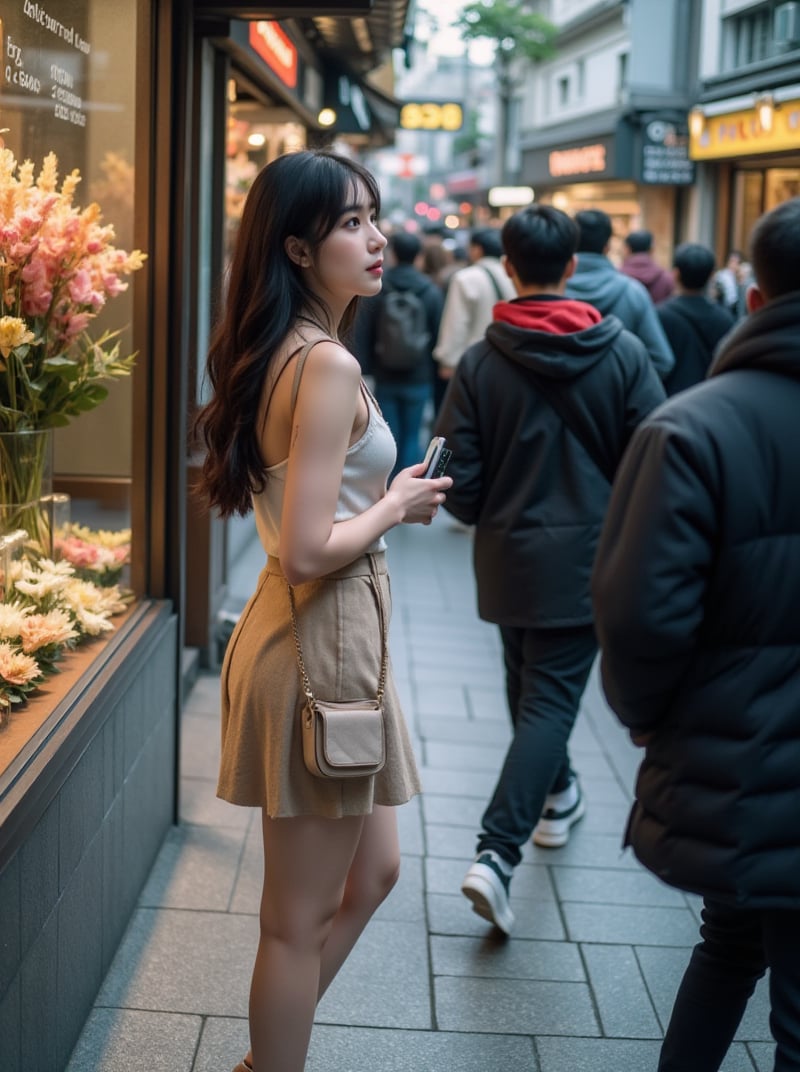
[0, 602, 179, 1072]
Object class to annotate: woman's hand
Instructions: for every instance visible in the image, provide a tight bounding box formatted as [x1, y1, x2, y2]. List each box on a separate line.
[387, 462, 453, 526]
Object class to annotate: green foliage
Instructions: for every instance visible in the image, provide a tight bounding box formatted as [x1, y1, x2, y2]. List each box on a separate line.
[456, 0, 557, 66]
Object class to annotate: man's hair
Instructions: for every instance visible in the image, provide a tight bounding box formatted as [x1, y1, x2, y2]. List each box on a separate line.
[502, 204, 579, 287]
[574, 209, 613, 253]
[390, 231, 422, 265]
[470, 227, 503, 259]
[673, 242, 716, 290]
[750, 198, 800, 299]
[625, 229, 653, 253]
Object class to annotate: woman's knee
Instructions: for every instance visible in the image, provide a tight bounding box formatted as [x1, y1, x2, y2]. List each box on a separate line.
[346, 849, 400, 915]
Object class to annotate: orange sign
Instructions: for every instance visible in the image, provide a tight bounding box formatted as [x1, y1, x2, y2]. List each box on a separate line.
[548, 144, 607, 177]
[249, 21, 297, 89]
[690, 99, 800, 160]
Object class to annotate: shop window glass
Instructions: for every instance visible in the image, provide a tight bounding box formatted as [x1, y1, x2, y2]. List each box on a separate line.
[723, 3, 779, 70]
[0, 0, 140, 767]
[731, 170, 764, 254]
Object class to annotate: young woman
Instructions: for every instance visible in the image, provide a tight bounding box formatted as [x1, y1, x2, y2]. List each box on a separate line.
[194, 150, 451, 1072]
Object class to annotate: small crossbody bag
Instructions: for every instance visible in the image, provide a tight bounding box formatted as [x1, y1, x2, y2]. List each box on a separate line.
[288, 554, 387, 780]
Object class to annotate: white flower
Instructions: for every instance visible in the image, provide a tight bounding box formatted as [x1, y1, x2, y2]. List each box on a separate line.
[13, 558, 74, 600]
[0, 601, 33, 640]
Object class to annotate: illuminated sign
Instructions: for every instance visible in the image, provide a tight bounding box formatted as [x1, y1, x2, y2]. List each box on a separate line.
[548, 144, 607, 177]
[400, 101, 463, 131]
[690, 99, 800, 160]
[249, 21, 297, 89]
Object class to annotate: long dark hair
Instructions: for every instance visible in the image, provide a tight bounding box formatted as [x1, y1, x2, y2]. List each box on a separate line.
[194, 150, 382, 517]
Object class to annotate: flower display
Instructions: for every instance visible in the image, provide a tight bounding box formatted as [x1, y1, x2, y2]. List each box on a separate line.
[0, 539, 131, 709]
[54, 523, 130, 585]
[0, 148, 146, 432]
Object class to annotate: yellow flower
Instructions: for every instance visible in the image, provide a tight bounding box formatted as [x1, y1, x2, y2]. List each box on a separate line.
[0, 315, 35, 358]
[0, 641, 40, 686]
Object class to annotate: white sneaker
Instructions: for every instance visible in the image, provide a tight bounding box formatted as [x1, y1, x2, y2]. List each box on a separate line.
[532, 777, 586, 848]
[461, 851, 515, 935]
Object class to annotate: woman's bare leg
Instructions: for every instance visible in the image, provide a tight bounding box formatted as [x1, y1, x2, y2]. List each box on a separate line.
[244, 805, 400, 1071]
[317, 804, 400, 998]
[248, 812, 365, 1072]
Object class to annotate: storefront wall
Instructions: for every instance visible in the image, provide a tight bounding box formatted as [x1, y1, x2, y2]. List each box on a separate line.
[0, 1, 185, 1066]
[521, 121, 690, 267]
[689, 96, 800, 261]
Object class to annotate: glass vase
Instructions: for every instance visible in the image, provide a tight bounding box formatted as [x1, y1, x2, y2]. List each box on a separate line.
[0, 429, 54, 555]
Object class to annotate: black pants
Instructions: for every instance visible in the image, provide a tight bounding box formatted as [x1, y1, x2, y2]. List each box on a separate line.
[477, 624, 597, 868]
[658, 899, 800, 1071]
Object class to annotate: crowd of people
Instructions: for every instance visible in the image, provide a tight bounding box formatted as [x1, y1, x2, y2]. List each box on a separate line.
[194, 147, 800, 1072]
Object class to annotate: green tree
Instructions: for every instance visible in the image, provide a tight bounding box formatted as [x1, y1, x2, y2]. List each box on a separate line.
[456, 1, 557, 182]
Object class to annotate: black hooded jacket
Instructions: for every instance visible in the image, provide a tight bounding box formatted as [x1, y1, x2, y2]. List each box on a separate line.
[592, 291, 800, 907]
[657, 294, 735, 395]
[434, 295, 665, 628]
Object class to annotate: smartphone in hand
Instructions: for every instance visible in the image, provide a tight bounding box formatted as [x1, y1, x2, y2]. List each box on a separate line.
[421, 436, 453, 478]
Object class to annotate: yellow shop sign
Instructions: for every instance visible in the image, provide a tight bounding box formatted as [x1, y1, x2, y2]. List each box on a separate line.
[691, 99, 800, 159]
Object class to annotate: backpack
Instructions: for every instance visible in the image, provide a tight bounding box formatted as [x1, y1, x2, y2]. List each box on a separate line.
[374, 285, 431, 371]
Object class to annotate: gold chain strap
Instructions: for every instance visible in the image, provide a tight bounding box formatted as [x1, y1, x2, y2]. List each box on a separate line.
[287, 554, 388, 705]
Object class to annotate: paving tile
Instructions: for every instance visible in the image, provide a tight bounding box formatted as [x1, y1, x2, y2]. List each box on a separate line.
[527, 830, 641, 870]
[417, 715, 512, 746]
[96, 908, 255, 1016]
[563, 902, 699, 945]
[316, 920, 431, 1028]
[552, 865, 687, 907]
[424, 739, 507, 772]
[138, 823, 246, 911]
[425, 821, 482, 860]
[536, 1036, 662, 1072]
[577, 774, 631, 806]
[581, 944, 662, 1038]
[463, 683, 509, 720]
[179, 776, 254, 830]
[435, 976, 599, 1035]
[748, 1042, 775, 1071]
[422, 792, 485, 828]
[412, 683, 471, 718]
[396, 795, 424, 856]
[431, 934, 585, 982]
[65, 1008, 201, 1072]
[419, 767, 499, 798]
[179, 715, 221, 779]
[182, 674, 222, 716]
[427, 893, 566, 941]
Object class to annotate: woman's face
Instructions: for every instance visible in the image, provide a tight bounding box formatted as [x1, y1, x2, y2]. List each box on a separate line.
[306, 179, 387, 308]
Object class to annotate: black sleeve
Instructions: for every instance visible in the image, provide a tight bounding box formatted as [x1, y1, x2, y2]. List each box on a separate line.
[432, 357, 483, 525]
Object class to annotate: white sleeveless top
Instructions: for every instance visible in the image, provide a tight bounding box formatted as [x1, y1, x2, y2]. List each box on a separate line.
[252, 340, 397, 558]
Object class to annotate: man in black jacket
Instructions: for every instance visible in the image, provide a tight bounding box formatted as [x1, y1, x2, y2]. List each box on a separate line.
[434, 204, 665, 934]
[658, 242, 735, 396]
[592, 198, 800, 1069]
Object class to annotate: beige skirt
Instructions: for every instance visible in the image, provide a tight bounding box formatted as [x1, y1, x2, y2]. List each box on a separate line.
[217, 551, 421, 817]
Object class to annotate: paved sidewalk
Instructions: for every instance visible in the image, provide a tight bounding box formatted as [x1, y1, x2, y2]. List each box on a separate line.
[67, 516, 772, 1072]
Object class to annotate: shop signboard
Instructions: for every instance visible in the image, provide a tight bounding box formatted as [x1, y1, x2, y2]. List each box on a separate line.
[0, 0, 96, 167]
[640, 119, 695, 185]
[522, 134, 618, 186]
[690, 99, 800, 160]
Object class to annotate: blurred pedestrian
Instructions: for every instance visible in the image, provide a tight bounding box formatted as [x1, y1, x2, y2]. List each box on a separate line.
[658, 242, 735, 395]
[356, 231, 443, 476]
[565, 209, 675, 380]
[432, 226, 515, 413]
[193, 149, 451, 1072]
[592, 197, 800, 1071]
[435, 203, 665, 934]
[711, 249, 744, 317]
[620, 229, 675, 304]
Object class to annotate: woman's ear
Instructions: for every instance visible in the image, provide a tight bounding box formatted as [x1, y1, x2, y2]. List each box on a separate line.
[285, 236, 311, 267]
[746, 283, 765, 314]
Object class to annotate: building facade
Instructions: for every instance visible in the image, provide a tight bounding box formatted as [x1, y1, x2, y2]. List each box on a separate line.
[518, 0, 699, 263]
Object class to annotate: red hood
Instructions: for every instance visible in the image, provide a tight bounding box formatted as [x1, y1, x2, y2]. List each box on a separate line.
[494, 297, 602, 334]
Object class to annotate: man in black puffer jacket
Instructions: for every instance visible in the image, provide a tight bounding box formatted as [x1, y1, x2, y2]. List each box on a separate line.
[434, 204, 665, 935]
[592, 198, 800, 1070]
